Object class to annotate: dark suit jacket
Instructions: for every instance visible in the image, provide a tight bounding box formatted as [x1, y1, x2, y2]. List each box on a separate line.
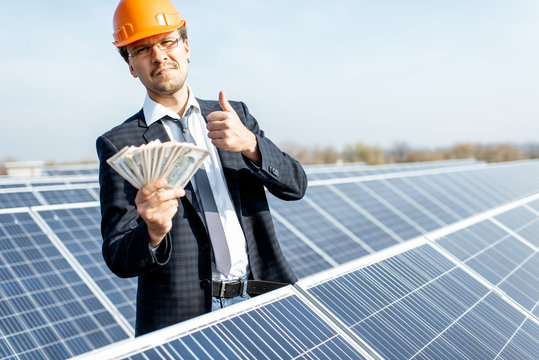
[96, 98, 307, 336]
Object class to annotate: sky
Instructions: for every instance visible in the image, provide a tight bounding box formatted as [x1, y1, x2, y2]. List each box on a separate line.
[1, 0, 538, 162]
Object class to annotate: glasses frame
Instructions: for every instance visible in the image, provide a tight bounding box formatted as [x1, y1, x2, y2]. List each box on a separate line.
[127, 37, 183, 59]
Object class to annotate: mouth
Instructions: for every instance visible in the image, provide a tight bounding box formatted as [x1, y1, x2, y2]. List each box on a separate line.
[152, 66, 177, 77]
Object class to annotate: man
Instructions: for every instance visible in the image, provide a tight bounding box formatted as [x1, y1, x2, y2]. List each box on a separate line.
[96, 0, 307, 336]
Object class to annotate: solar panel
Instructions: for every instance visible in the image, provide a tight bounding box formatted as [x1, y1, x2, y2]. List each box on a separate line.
[301, 243, 538, 360]
[34, 205, 137, 329]
[400, 175, 476, 217]
[360, 180, 442, 232]
[306, 185, 400, 251]
[333, 182, 423, 241]
[494, 206, 539, 247]
[0, 192, 41, 209]
[528, 199, 539, 211]
[0, 210, 130, 359]
[384, 177, 460, 225]
[271, 217, 334, 278]
[38, 189, 97, 205]
[304, 159, 482, 181]
[0, 159, 538, 359]
[73, 287, 371, 360]
[433, 219, 538, 316]
[268, 194, 370, 264]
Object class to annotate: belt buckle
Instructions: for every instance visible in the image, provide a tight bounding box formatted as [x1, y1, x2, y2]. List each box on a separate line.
[218, 280, 245, 298]
[219, 281, 228, 298]
[219, 280, 238, 298]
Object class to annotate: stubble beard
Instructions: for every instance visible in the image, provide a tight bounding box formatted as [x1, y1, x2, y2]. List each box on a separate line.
[147, 63, 187, 96]
[149, 76, 186, 96]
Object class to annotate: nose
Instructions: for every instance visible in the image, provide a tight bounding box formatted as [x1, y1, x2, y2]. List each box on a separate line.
[150, 45, 168, 62]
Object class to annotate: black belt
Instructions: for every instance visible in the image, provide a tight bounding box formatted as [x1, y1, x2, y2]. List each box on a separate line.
[212, 280, 288, 298]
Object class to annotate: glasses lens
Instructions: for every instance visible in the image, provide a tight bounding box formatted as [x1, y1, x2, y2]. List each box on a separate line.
[130, 38, 180, 58]
[132, 47, 150, 58]
[160, 38, 179, 50]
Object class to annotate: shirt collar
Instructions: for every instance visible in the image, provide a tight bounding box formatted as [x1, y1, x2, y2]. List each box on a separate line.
[143, 84, 200, 126]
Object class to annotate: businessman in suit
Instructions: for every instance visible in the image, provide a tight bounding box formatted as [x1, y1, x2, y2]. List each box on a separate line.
[97, 0, 307, 336]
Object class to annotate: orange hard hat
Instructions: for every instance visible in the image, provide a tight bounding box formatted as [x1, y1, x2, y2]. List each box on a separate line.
[112, 0, 186, 47]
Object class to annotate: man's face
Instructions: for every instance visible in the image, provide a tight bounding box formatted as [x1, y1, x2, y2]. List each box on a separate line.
[126, 30, 190, 97]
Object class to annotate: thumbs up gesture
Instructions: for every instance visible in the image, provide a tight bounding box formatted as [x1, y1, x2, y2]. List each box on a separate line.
[206, 91, 261, 164]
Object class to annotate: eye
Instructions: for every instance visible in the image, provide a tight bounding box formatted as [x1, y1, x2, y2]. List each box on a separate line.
[133, 46, 150, 57]
[160, 40, 177, 48]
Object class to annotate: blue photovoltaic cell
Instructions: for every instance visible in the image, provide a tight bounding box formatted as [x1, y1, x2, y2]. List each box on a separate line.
[0, 212, 129, 359]
[441, 172, 500, 210]
[361, 180, 442, 233]
[465, 170, 515, 205]
[30, 182, 66, 187]
[497, 319, 539, 360]
[420, 173, 487, 213]
[122, 294, 367, 360]
[268, 196, 368, 264]
[497, 252, 539, 317]
[436, 219, 514, 261]
[528, 199, 539, 211]
[0, 184, 28, 189]
[402, 176, 475, 218]
[503, 162, 539, 196]
[0, 192, 41, 209]
[306, 186, 398, 251]
[385, 177, 460, 225]
[495, 206, 539, 247]
[307, 244, 539, 360]
[333, 182, 422, 241]
[37, 207, 137, 328]
[272, 218, 333, 279]
[39, 189, 96, 205]
[435, 220, 538, 315]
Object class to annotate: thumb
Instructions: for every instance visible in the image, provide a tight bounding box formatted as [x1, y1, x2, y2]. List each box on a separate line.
[219, 90, 234, 113]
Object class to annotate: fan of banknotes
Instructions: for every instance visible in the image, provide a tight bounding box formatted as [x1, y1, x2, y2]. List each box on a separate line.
[106, 140, 209, 189]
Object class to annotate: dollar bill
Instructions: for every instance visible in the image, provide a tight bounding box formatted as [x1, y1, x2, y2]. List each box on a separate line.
[106, 140, 209, 189]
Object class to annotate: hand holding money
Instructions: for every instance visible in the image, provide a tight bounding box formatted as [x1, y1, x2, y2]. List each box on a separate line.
[107, 140, 208, 247]
[135, 178, 184, 247]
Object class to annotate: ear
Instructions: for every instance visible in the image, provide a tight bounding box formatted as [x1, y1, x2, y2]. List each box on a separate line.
[128, 60, 138, 78]
[183, 39, 190, 58]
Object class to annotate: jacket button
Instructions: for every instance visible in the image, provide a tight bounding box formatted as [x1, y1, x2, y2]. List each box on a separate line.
[139, 259, 147, 267]
[268, 166, 279, 177]
[200, 279, 211, 289]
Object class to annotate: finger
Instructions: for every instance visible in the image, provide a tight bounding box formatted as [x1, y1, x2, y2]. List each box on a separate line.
[136, 178, 168, 203]
[219, 90, 235, 113]
[140, 198, 179, 224]
[206, 111, 227, 123]
[167, 186, 186, 198]
[207, 130, 226, 139]
[206, 120, 228, 131]
[150, 187, 184, 204]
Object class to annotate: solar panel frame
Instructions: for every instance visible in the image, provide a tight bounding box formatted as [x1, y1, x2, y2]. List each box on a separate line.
[71, 286, 375, 360]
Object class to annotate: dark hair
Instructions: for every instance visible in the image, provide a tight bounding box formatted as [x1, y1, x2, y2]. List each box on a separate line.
[118, 26, 188, 62]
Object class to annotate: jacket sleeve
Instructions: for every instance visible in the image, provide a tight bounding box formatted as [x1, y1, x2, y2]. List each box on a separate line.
[96, 134, 172, 278]
[236, 101, 308, 200]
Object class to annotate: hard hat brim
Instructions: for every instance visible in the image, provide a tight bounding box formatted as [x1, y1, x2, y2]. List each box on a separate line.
[113, 20, 186, 47]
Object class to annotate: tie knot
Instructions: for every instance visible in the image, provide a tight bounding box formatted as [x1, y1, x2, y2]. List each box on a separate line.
[178, 106, 193, 133]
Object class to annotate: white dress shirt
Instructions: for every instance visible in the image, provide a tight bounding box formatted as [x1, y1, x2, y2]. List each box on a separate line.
[143, 86, 249, 280]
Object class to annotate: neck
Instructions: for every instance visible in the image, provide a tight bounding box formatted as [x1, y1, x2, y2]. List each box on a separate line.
[147, 85, 190, 116]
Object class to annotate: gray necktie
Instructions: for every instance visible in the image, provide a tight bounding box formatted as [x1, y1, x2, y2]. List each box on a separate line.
[176, 111, 232, 275]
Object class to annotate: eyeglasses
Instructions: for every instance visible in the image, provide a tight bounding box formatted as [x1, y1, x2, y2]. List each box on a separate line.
[128, 37, 182, 59]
